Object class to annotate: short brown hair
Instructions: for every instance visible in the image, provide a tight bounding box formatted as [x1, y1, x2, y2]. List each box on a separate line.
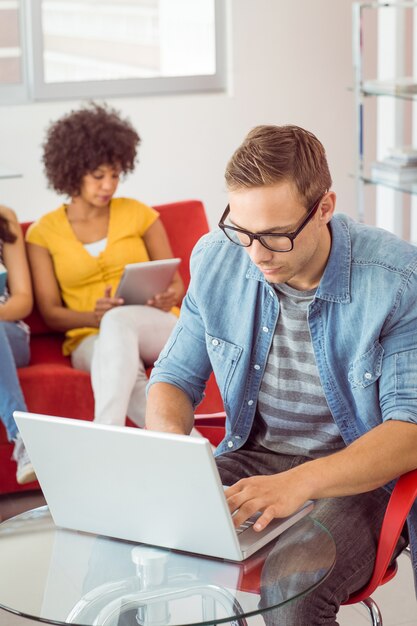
[225, 125, 332, 207]
[43, 102, 140, 197]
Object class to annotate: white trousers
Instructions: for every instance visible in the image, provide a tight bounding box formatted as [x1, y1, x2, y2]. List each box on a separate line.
[71, 305, 177, 427]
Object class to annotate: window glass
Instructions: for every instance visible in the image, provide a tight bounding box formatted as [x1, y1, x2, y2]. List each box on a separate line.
[0, 0, 21, 85]
[0, 0, 224, 103]
[41, 0, 216, 84]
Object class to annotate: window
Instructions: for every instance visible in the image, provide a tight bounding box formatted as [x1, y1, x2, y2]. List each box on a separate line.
[0, 0, 225, 103]
[0, 0, 27, 103]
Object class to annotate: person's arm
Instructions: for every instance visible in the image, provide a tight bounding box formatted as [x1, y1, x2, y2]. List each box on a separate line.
[26, 242, 123, 331]
[143, 219, 184, 311]
[0, 207, 32, 321]
[227, 419, 417, 532]
[146, 382, 195, 434]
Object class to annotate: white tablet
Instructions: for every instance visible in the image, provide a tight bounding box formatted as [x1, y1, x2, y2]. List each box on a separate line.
[115, 258, 181, 305]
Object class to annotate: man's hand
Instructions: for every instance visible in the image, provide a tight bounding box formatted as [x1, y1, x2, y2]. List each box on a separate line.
[226, 420, 417, 533]
[225, 468, 311, 532]
[94, 286, 124, 325]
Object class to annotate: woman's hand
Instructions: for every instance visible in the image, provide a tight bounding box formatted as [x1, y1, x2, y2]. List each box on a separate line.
[147, 274, 183, 311]
[147, 285, 179, 311]
[142, 220, 184, 311]
[94, 286, 124, 325]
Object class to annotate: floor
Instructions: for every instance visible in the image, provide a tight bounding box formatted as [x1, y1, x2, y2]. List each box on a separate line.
[0, 490, 415, 626]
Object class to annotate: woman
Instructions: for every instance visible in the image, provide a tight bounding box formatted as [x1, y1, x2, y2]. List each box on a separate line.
[0, 205, 35, 484]
[27, 103, 183, 427]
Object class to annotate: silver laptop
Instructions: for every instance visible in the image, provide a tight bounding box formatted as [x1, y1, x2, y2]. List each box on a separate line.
[14, 412, 313, 561]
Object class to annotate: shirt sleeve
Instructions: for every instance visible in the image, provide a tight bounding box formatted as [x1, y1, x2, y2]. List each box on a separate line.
[379, 270, 417, 424]
[135, 201, 159, 236]
[25, 220, 50, 248]
[147, 238, 213, 408]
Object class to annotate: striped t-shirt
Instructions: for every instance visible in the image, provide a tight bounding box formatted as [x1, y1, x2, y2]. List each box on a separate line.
[254, 282, 345, 458]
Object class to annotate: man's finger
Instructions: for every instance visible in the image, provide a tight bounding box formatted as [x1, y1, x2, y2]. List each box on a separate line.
[253, 507, 275, 531]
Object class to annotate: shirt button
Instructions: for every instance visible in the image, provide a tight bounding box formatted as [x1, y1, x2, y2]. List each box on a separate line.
[269, 290, 274, 297]
[254, 364, 260, 370]
[211, 339, 219, 346]
[262, 326, 269, 332]
[364, 372, 372, 380]
[227, 441, 234, 448]
[248, 400, 254, 406]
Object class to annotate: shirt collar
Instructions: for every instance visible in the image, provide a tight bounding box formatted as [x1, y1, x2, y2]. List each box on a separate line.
[316, 215, 351, 303]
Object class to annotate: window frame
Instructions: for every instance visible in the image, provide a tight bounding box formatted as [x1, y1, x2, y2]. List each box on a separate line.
[18, 0, 226, 102]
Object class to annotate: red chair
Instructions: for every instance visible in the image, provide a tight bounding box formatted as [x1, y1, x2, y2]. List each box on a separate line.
[195, 416, 417, 625]
[342, 468, 417, 624]
[193, 411, 226, 447]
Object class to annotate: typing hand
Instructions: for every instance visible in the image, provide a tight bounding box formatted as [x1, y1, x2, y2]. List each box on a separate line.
[94, 286, 124, 325]
[225, 470, 310, 532]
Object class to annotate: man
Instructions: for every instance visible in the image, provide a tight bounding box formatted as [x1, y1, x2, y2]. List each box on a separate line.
[146, 125, 417, 623]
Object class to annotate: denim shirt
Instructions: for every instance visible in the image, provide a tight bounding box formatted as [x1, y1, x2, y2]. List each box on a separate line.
[149, 213, 417, 590]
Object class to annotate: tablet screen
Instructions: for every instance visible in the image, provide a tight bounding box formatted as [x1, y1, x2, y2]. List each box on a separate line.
[115, 258, 181, 305]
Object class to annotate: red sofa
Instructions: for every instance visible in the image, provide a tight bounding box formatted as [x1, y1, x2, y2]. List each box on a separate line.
[0, 200, 224, 495]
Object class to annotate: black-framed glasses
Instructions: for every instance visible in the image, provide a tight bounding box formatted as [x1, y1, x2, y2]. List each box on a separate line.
[218, 193, 325, 252]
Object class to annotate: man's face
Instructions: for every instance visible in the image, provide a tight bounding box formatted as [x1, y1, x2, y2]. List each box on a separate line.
[227, 181, 335, 290]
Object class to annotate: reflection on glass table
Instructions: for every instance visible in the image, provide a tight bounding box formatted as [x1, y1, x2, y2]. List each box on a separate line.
[0, 506, 336, 626]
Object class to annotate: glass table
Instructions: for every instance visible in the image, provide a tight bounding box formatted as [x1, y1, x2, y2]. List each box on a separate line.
[0, 506, 336, 625]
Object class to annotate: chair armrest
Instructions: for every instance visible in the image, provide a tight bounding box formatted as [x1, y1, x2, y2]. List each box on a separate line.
[194, 411, 226, 427]
[194, 412, 227, 419]
[345, 468, 417, 604]
[193, 412, 226, 447]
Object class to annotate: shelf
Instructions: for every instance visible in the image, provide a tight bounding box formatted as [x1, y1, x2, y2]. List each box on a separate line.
[361, 176, 417, 195]
[353, 2, 417, 225]
[0, 165, 22, 180]
[362, 88, 417, 101]
[362, 78, 417, 99]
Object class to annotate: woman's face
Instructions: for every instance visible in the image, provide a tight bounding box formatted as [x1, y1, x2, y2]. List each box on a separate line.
[78, 164, 121, 208]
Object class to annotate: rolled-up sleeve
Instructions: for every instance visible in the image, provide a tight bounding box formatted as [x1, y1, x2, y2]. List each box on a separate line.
[147, 237, 214, 408]
[380, 332, 417, 425]
[380, 270, 417, 424]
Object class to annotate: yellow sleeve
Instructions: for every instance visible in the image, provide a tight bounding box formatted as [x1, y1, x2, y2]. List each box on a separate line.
[135, 201, 159, 236]
[25, 220, 50, 248]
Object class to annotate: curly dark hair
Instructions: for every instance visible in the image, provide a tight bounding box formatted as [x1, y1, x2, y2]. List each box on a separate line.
[42, 102, 141, 197]
[0, 216, 16, 243]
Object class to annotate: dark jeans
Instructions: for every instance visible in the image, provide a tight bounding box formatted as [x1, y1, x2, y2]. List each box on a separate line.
[216, 440, 407, 626]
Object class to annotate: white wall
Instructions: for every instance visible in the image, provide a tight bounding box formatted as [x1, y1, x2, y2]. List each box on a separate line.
[0, 0, 357, 227]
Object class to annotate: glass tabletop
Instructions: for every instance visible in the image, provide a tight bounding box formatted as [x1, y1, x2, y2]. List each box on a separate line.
[0, 506, 336, 625]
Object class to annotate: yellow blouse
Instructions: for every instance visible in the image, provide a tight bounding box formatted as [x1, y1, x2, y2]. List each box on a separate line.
[26, 198, 169, 355]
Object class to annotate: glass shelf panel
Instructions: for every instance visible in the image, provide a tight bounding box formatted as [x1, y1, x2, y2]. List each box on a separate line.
[0, 165, 22, 180]
[362, 88, 417, 101]
[361, 175, 417, 195]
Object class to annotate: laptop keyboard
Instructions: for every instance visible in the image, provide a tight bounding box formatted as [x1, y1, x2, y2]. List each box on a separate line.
[236, 512, 261, 535]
